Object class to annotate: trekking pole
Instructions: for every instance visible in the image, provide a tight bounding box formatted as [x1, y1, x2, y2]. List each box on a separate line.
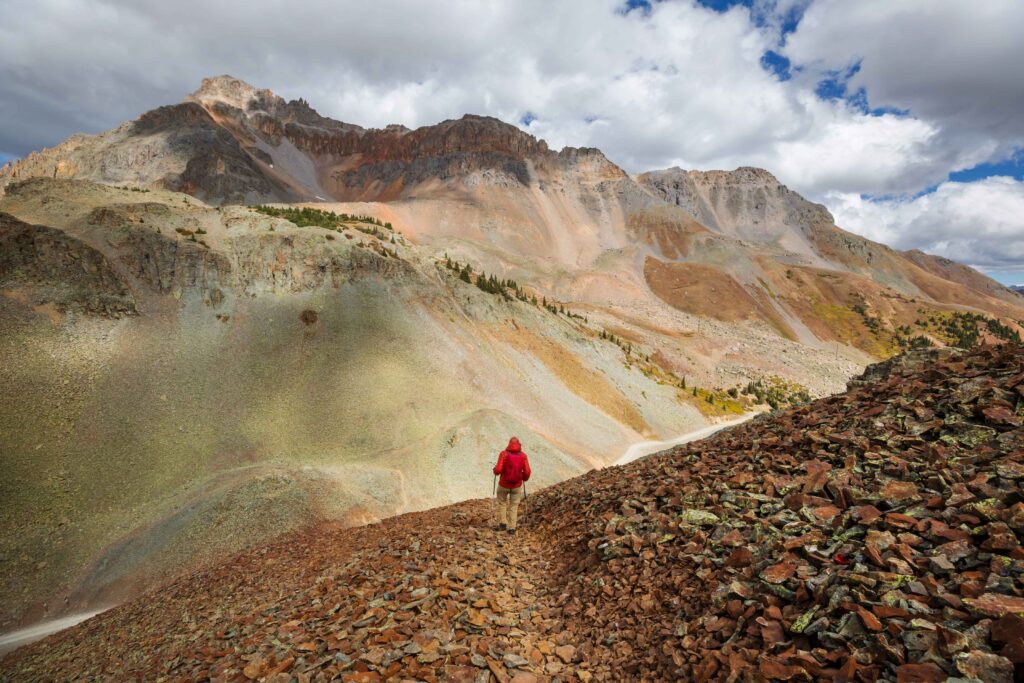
[491, 474, 497, 521]
[522, 482, 527, 526]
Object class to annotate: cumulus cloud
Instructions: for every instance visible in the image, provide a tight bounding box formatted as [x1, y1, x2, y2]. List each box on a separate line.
[785, 0, 1024, 147]
[828, 177, 1024, 272]
[1, 0, 1022, 274]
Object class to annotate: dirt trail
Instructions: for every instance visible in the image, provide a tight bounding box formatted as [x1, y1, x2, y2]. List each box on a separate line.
[0, 610, 109, 657]
[612, 413, 756, 466]
[0, 422, 740, 677]
[0, 500, 579, 681]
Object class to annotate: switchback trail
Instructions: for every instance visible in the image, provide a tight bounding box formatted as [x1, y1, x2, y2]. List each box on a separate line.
[0, 610, 108, 657]
[613, 413, 756, 466]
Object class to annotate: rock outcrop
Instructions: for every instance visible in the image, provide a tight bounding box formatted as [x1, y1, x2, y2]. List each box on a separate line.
[0, 212, 135, 316]
[637, 166, 836, 253]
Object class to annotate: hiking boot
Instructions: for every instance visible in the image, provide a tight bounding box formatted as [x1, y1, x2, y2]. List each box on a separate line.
[507, 527, 516, 534]
[497, 523, 507, 531]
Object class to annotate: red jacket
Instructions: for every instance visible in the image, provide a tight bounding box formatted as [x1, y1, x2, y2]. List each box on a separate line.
[494, 437, 531, 489]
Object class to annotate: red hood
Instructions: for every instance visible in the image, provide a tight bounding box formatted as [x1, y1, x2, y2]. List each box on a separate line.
[506, 437, 521, 453]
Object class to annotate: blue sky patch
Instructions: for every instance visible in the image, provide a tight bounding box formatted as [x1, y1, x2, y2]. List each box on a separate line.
[519, 112, 537, 127]
[949, 153, 1024, 183]
[620, 0, 653, 15]
[862, 152, 1023, 204]
[775, 2, 806, 35]
[693, 0, 749, 11]
[980, 270, 1024, 286]
[695, 0, 806, 36]
[760, 50, 791, 80]
[815, 61, 861, 101]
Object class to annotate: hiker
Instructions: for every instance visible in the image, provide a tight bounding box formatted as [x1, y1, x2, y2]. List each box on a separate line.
[493, 436, 531, 533]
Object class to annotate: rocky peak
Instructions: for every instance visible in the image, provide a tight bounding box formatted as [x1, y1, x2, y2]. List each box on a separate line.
[556, 146, 628, 179]
[638, 165, 836, 241]
[409, 114, 550, 158]
[187, 75, 274, 111]
[688, 165, 783, 187]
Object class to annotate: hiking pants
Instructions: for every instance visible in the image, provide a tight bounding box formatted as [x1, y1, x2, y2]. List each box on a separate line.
[495, 485, 524, 529]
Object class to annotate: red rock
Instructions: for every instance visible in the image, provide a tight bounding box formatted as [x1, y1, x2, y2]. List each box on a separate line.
[761, 562, 796, 584]
[342, 673, 382, 683]
[243, 659, 266, 680]
[851, 505, 882, 523]
[992, 613, 1024, 646]
[758, 656, 806, 680]
[954, 650, 1014, 682]
[444, 665, 485, 683]
[884, 512, 919, 529]
[965, 593, 1024, 618]
[810, 505, 840, 522]
[881, 481, 920, 502]
[983, 406, 1021, 427]
[509, 673, 539, 683]
[856, 607, 883, 632]
[894, 662, 945, 683]
[726, 547, 752, 567]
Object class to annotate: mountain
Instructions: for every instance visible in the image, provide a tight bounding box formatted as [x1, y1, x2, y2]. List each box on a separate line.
[3, 345, 1022, 680]
[2, 76, 1023, 634]
[3, 75, 1020, 351]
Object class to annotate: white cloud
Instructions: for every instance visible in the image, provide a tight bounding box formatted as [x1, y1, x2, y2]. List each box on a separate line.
[1, 0, 1022, 267]
[785, 0, 1024, 145]
[0, 1, 1011, 185]
[828, 177, 1024, 272]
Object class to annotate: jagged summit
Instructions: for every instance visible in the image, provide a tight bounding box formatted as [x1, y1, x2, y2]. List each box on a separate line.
[187, 74, 270, 109]
[638, 165, 837, 242]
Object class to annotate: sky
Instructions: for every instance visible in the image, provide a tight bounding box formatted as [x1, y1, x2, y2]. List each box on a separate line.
[2, 0, 1023, 283]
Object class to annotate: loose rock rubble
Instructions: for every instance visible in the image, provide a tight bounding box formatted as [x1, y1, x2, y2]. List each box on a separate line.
[2, 345, 1022, 682]
[531, 346, 1024, 681]
[1, 507, 573, 682]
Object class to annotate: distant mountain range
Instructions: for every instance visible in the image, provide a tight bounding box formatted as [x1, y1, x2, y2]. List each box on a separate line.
[2, 76, 1023, 631]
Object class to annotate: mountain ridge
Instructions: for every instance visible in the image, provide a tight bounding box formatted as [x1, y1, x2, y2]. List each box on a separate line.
[1, 75, 1015, 314]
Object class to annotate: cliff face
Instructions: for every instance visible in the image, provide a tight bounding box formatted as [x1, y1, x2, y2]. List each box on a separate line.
[637, 166, 836, 254]
[0, 76, 557, 204]
[0, 212, 136, 317]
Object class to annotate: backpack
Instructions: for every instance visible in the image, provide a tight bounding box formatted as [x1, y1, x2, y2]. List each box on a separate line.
[502, 451, 527, 487]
